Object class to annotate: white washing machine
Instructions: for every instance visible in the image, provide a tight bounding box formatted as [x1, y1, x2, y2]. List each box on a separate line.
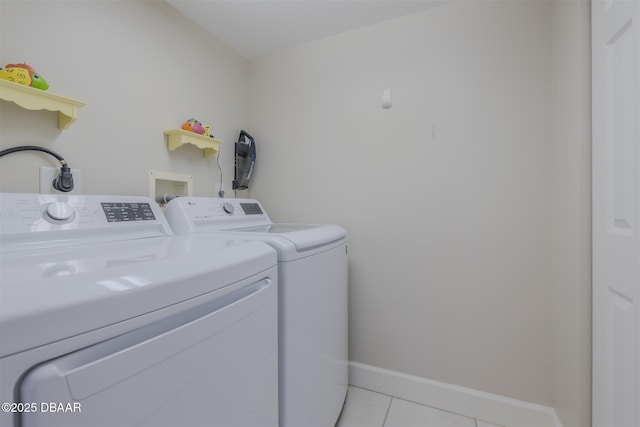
[164, 197, 348, 427]
[0, 193, 279, 427]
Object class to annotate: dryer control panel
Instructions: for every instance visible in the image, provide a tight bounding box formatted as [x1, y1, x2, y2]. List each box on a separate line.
[0, 193, 172, 249]
[165, 197, 272, 234]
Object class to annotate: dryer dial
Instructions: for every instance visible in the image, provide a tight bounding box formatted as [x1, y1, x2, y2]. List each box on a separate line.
[222, 202, 235, 215]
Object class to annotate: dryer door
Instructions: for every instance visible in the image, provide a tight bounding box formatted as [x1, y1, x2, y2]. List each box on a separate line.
[19, 270, 278, 427]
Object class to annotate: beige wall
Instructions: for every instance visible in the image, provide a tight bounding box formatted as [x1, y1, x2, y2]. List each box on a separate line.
[1, 0, 592, 422]
[248, 1, 554, 405]
[0, 1, 247, 196]
[550, 0, 592, 426]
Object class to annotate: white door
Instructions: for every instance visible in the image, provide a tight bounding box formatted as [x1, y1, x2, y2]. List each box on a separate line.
[592, 0, 640, 426]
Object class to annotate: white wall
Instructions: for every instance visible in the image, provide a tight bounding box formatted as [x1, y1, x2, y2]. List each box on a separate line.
[550, 0, 592, 426]
[248, 0, 553, 405]
[0, 1, 246, 197]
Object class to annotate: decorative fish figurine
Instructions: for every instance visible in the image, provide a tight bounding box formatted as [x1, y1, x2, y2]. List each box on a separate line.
[0, 63, 49, 90]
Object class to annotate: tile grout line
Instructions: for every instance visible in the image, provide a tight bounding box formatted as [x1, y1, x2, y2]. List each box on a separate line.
[381, 396, 393, 427]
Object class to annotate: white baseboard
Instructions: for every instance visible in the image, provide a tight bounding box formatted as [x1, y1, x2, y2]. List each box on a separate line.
[348, 361, 563, 427]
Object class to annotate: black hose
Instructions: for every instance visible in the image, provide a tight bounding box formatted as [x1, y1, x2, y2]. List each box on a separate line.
[0, 145, 74, 192]
[0, 145, 67, 163]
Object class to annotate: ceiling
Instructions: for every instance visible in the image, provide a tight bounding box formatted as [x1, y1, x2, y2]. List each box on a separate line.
[165, 0, 448, 59]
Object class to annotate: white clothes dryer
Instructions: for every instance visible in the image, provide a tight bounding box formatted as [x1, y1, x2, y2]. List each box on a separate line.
[165, 197, 348, 427]
[0, 193, 279, 427]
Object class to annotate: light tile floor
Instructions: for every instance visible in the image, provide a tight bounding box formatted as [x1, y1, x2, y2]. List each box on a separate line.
[335, 386, 504, 427]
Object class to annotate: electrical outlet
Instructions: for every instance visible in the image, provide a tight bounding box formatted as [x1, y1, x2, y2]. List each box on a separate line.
[39, 166, 82, 194]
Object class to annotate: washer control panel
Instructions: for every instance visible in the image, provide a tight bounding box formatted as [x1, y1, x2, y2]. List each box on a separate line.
[101, 202, 156, 222]
[0, 194, 172, 245]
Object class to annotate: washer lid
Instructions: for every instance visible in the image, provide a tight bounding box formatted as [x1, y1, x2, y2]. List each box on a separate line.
[229, 223, 346, 253]
[240, 224, 322, 233]
[0, 235, 276, 357]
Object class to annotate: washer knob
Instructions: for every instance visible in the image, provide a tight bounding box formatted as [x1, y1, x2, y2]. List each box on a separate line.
[46, 202, 75, 221]
[222, 202, 235, 214]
